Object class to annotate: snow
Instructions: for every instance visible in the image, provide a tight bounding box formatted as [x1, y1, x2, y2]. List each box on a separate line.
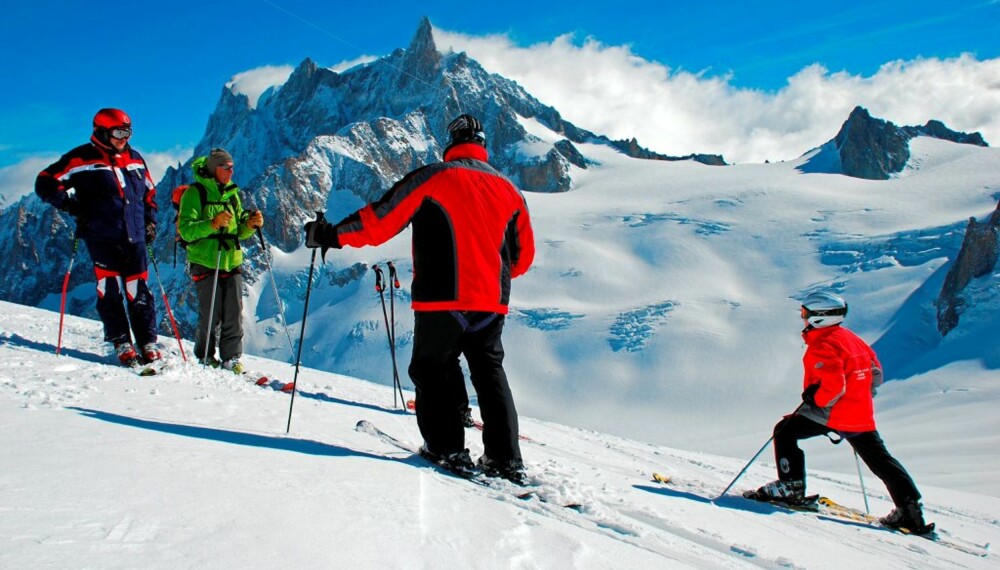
[1, 301, 997, 568]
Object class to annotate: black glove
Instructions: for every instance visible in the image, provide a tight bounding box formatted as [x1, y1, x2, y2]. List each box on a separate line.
[802, 383, 820, 407]
[304, 220, 341, 249]
[60, 198, 82, 218]
[145, 222, 157, 244]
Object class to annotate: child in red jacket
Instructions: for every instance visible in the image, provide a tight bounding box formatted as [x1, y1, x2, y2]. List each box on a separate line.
[744, 291, 930, 533]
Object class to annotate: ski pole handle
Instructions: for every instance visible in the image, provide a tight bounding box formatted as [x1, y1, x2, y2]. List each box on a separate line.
[387, 261, 400, 288]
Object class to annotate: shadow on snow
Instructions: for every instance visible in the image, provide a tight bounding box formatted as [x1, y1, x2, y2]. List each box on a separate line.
[68, 406, 390, 461]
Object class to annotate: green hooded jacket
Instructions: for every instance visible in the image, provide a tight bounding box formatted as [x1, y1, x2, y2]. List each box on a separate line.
[177, 156, 256, 272]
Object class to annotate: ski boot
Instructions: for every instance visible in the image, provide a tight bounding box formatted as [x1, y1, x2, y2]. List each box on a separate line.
[478, 455, 528, 486]
[743, 479, 807, 505]
[115, 342, 140, 368]
[418, 444, 477, 478]
[222, 357, 245, 375]
[142, 343, 163, 364]
[880, 500, 934, 534]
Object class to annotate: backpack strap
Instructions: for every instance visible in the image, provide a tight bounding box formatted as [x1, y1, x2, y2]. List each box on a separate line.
[176, 181, 240, 250]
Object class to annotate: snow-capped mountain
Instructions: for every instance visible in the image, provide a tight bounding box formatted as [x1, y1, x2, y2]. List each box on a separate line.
[1, 18, 998, 491]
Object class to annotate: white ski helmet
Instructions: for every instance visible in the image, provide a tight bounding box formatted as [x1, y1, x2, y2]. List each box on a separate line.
[801, 291, 848, 328]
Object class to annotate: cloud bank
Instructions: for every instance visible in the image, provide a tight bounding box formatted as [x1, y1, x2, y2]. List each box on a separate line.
[0, 156, 55, 207]
[434, 28, 1000, 164]
[227, 65, 295, 109]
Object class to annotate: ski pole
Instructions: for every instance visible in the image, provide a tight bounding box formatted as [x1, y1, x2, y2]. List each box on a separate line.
[386, 261, 405, 406]
[286, 211, 324, 433]
[373, 265, 401, 408]
[372, 265, 390, 403]
[56, 238, 79, 355]
[146, 245, 187, 362]
[202, 239, 224, 367]
[854, 450, 871, 514]
[256, 226, 295, 358]
[715, 402, 805, 501]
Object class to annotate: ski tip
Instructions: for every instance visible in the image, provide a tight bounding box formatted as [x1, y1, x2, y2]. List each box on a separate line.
[652, 472, 671, 484]
[355, 419, 372, 430]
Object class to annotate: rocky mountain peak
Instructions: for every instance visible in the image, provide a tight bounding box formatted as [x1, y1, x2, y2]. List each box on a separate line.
[401, 16, 441, 80]
[821, 106, 989, 180]
[833, 106, 910, 180]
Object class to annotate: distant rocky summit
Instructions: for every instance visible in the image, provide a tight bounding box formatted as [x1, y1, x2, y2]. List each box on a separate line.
[833, 106, 988, 180]
[936, 200, 1000, 335]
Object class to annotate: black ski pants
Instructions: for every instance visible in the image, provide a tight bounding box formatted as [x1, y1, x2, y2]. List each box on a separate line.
[408, 311, 521, 462]
[191, 264, 244, 363]
[773, 413, 922, 506]
[87, 239, 158, 348]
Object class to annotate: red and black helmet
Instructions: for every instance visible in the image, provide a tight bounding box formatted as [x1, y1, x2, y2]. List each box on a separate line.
[93, 108, 131, 130]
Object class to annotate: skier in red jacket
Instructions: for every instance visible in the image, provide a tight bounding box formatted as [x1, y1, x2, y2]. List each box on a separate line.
[305, 114, 535, 484]
[745, 291, 930, 533]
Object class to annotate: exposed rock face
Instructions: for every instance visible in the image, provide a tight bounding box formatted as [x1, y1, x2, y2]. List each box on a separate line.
[902, 120, 988, 147]
[834, 107, 911, 180]
[937, 200, 1000, 335]
[609, 138, 725, 166]
[833, 106, 988, 180]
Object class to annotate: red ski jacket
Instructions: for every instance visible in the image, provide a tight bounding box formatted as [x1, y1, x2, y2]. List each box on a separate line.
[799, 325, 882, 432]
[333, 143, 535, 313]
[35, 138, 157, 244]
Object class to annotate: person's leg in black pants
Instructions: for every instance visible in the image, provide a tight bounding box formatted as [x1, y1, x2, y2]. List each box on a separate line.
[847, 431, 921, 505]
[773, 413, 830, 481]
[408, 311, 466, 455]
[462, 314, 521, 463]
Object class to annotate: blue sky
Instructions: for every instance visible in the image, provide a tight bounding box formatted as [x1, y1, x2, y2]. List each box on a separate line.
[1, 0, 998, 176]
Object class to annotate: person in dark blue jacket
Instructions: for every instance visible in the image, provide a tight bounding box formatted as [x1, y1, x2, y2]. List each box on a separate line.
[35, 108, 161, 367]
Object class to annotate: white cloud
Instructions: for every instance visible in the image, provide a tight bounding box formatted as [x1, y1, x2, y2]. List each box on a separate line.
[434, 28, 1000, 163]
[0, 155, 55, 207]
[142, 147, 193, 185]
[227, 65, 295, 109]
[329, 55, 378, 73]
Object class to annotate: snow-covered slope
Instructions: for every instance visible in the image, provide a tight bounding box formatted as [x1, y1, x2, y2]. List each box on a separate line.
[1, 301, 996, 568]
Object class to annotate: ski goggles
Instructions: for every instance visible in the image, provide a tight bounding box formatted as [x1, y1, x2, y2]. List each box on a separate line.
[110, 127, 132, 140]
[216, 163, 234, 171]
[801, 306, 847, 319]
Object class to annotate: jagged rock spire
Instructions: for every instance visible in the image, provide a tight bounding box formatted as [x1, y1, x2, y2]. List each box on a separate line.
[402, 17, 441, 78]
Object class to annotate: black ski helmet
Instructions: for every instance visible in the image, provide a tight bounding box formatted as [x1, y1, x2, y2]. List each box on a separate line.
[446, 114, 486, 147]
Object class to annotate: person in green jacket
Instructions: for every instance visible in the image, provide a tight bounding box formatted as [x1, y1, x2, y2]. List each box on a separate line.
[177, 148, 263, 373]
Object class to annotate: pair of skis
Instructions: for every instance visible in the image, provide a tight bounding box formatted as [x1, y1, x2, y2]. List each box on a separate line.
[355, 420, 578, 509]
[125, 355, 293, 393]
[650, 473, 987, 558]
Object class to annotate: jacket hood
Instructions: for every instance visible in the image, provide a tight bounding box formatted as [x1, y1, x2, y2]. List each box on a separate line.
[191, 156, 211, 186]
